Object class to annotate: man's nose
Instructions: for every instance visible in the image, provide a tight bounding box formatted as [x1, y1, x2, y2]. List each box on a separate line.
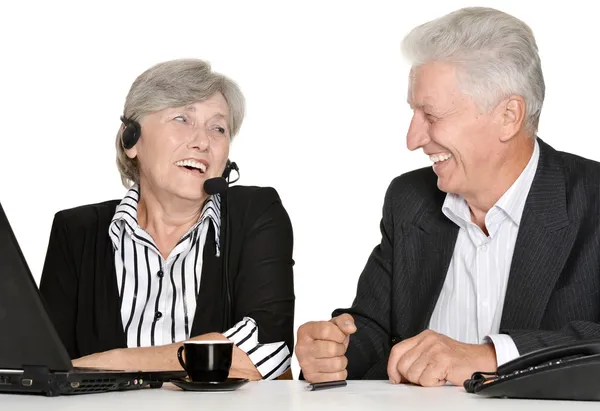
[406, 114, 430, 151]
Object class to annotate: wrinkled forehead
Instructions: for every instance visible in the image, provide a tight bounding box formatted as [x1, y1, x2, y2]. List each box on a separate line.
[407, 62, 462, 109]
[175, 93, 230, 115]
[407, 68, 417, 105]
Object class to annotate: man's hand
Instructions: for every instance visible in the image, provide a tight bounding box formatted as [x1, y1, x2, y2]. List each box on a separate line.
[295, 314, 357, 383]
[387, 330, 497, 387]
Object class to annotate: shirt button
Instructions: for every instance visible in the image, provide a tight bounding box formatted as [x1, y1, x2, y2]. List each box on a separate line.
[155, 312, 163, 320]
[157, 270, 164, 278]
[481, 244, 488, 252]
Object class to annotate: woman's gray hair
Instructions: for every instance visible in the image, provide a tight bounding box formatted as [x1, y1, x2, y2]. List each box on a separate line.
[401, 7, 545, 135]
[115, 58, 245, 187]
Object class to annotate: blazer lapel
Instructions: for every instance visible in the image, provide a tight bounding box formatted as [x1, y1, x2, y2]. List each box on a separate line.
[190, 221, 225, 336]
[406, 197, 459, 334]
[501, 139, 577, 330]
[92, 238, 127, 351]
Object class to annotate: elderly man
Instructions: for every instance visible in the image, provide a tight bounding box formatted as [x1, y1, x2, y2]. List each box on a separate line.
[296, 7, 600, 387]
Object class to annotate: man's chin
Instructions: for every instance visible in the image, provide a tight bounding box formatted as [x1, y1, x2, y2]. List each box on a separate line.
[436, 178, 455, 194]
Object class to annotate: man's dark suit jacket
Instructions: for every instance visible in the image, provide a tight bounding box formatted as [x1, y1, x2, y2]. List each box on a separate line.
[39, 186, 295, 360]
[333, 138, 600, 379]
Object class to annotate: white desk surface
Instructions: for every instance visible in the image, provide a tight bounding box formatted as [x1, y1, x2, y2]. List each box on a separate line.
[1, 380, 597, 410]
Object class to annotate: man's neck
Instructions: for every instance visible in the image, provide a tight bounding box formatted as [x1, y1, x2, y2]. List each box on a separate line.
[464, 137, 535, 232]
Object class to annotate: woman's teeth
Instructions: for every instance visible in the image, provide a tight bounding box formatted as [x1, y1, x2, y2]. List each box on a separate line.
[175, 159, 207, 173]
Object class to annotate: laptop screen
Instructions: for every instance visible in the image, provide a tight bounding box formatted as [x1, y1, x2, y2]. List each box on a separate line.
[0, 203, 72, 372]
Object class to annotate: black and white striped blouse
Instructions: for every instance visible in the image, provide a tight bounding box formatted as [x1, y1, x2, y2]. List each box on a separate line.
[108, 185, 291, 379]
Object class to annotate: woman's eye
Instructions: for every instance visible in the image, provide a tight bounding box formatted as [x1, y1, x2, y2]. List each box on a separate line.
[174, 115, 187, 123]
[214, 126, 226, 134]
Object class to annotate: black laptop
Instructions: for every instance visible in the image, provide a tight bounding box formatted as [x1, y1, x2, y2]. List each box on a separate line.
[0, 202, 185, 396]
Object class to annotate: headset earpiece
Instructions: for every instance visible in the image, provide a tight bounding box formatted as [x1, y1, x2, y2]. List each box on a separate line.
[120, 115, 141, 150]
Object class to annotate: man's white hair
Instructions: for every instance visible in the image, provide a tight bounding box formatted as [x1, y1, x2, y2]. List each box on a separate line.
[402, 7, 545, 135]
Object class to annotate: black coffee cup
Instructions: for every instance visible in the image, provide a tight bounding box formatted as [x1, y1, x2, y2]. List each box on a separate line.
[177, 340, 233, 382]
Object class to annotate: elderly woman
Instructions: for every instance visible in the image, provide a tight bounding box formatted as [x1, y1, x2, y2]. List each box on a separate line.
[39, 59, 294, 381]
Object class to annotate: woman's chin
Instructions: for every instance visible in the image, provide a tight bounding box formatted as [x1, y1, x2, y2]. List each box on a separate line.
[166, 185, 209, 203]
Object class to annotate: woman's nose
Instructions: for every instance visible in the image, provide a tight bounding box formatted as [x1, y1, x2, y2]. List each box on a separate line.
[190, 130, 210, 151]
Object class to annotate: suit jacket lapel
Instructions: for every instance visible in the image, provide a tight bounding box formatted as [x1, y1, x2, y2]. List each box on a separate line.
[408, 195, 459, 334]
[501, 139, 577, 330]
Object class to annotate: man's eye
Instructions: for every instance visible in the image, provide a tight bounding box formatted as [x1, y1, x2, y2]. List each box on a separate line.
[174, 115, 187, 122]
[426, 114, 437, 123]
[215, 126, 226, 134]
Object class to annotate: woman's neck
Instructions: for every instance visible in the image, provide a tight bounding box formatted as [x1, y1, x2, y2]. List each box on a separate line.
[136, 182, 207, 260]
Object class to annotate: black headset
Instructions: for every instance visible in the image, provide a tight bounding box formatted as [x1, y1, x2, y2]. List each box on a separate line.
[120, 116, 141, 149]
[220, 160, 239, 331]
[120, 115, 239, 331]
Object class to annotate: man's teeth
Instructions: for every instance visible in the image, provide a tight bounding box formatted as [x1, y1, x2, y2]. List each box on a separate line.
[175, 159, 207, 173]
[429, 153, 453, 163]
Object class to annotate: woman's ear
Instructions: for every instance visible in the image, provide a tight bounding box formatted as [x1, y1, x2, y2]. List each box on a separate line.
[122, 125, 139, 159]
[124, 145, 138, 159]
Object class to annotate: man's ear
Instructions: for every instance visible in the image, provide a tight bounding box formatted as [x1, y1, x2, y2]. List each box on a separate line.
[499, 95, 526, 142]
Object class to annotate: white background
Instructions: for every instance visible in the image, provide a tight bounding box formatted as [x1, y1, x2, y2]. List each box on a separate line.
[1, 0, 598, 377]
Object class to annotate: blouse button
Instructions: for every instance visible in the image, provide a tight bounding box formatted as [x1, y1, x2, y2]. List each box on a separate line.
[155, 311, 163, 320]
[157, 270, 164, 278]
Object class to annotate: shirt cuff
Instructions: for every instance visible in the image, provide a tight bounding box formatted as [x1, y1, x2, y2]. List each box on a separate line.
[485, 334, 520, 367]
[222, 316, 291, 380]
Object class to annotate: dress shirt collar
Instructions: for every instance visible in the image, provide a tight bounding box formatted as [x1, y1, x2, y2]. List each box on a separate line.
[108, 184, 221, 254]
[442, 139, 540, 232]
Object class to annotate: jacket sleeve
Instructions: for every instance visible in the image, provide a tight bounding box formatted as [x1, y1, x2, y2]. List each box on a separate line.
[39, 211, 80, 359]
[332, 180, 396, 379]
[230, 188, 295, 378]
[502, 323, 600, 355]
